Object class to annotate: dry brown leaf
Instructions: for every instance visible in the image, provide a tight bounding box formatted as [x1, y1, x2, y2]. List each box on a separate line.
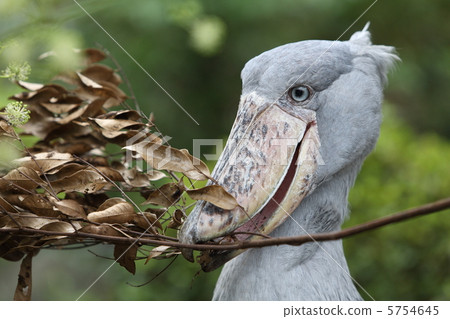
[81, 98, 108, 118]
[186, 185, 239, 210]
[140, 132, 163, 144]
[54, 106, 89, 125]
[94, 129, 141, 145]
[0, 119, 16, 138]
[3, 194, 58, 218]
[79, 224, 122, 237]
[39, 221, 80, 240]
[0, 167, 43, 192]
[1, 47, 210, 273]
[124, 142, 209, 179]
[44, 122, 92, 142]
[96, 166, 125, 182]
[99, 129, 131, 139]
[40, 102, 81, 114]
[87, 198, 135, 224]
[49, 198, 87, 219]
[82, 48, 107, 64]
[55, 141, 94, 155]
[11, 88, 55, 107]
[39, 95, 83, 114]
[179, 149, 211, 180]
[142, 183, 183, 207]
[167, 209, 184, 229]
[96, 197, 125, 211]
[13, 152, 74, 173]
[14, 253, 33, 301]
[145, 245, 171, 264]
[117, 166, 165, 188]
[0, 212, 53, 230]
[40, 221, 77, 232]
[114, 244, 137, 275]
[46, 162, 86, 177]
[146, 170, 167, 181]
[124, 170, 153, 188]
[55, 99, 105, 125]
[12, 84, 68, 104]
[85, 156, 109, 167]
[77, 72, 103, 88]
[59, 134, 103, 149]
[50, 169, 107, 194]
[0, 214, 15, 228]
[52, 71, 78, 86]
[0, 237, 25, 261]
[132, 212, 162, 231]
[96, 80, 128, 101]
[17, 81, 44, 91]
[98, 110, 141, 121]
[81, 64, 122, 86]
[0, 197, 15, 213]
[92, 118, 144, 132]
[21, 105, 59, 140]
[145, 207, 167, 218]
[75, 81, 126, 105]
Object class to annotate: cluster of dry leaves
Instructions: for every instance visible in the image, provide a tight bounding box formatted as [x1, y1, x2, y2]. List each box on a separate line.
[0, 49, 238, 300]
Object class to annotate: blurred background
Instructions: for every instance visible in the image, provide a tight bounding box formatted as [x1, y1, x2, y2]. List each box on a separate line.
[0, 0, 449, 300]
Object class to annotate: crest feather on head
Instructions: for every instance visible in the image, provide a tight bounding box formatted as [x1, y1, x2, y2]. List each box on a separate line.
[350, 22, 400, 85]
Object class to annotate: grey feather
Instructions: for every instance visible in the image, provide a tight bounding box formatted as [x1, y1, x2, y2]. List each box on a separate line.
[213, 26, 398, 300]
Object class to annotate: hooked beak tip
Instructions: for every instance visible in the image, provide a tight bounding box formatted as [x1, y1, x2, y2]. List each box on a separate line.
[177, 93, 321, 269]
[180, 248, 194, 262]
[178, 219, 198, 262]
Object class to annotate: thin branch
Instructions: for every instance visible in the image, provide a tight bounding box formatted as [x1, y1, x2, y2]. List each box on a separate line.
[12, 131, 58, 199]
[127, 255, 178, 287]
[0, 208, 22, 228]
[98, 44, 142, 115]
[1, 197, 449, 251]
[72, 155, 181, 236]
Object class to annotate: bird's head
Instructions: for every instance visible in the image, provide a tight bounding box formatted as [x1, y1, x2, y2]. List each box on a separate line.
[179, 24, 398, 271]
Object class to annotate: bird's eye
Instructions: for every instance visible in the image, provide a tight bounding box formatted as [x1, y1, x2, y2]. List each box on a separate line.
[289, 85, 311, 103]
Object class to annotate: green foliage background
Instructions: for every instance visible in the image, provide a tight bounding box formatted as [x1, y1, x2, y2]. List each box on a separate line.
[0, 0, 449, 300]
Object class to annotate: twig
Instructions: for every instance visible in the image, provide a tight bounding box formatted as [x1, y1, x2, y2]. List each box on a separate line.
[88, 249, 115, 260]
[72, 155, 181, 236]
[12, 131, 58, 199]
[0, 208, 22, 228]
[98, 44, 142, 115]
[1, 197, 449, 251]
[127, 256, 178, 287]
[231, 231, 272, 239]
[43, 242, 99, 250]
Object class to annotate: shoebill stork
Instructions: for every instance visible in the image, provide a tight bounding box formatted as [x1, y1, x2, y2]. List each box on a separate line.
[179, 25, 398, 300]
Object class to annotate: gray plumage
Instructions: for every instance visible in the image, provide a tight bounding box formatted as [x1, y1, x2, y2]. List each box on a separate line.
[213, 26, 398, 300]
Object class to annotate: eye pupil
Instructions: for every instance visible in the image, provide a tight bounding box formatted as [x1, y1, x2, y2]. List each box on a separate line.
[289, 86, 311, 102]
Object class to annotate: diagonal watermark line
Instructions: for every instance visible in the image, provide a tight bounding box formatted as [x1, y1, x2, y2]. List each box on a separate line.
[210, 0, 380, 300]
[72, 0, 200, 126]
[268, 0, 379, 109]
[221, 0, 379, 178]
[74, 0, 379, 301]
[76, 176, 202, 301]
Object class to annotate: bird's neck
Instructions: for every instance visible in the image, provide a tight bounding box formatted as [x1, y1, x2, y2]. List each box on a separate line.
[213, 163, 363, 300]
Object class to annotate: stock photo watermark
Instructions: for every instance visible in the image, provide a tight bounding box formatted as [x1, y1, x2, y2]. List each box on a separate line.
[125, 129, 324, 173]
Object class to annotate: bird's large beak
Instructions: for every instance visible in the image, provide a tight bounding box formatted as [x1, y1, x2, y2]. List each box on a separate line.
[179, 92, 321, 271]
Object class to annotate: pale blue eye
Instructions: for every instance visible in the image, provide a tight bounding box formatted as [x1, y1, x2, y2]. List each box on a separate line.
[289, 86, 310, 102]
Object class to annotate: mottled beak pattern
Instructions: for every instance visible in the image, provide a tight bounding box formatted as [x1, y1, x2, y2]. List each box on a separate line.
[179, 92, 322, 271]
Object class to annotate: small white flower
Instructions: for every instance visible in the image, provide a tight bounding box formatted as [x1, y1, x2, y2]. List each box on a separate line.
[1, 61, 31, 82]
[2, 101, 30, 126]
